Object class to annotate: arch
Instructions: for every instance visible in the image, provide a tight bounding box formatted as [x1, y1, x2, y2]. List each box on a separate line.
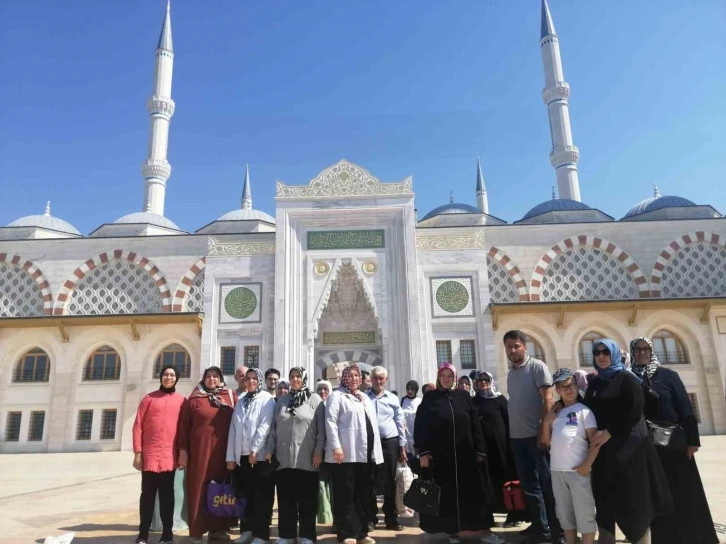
[54, 250, 171, 315]
[0, 253, 53, 316]
[172, 257, 206, 312]
[650, 231, 726, 298]
[576, 330, 609, 368]
[314, 349, 382, 372]
[487, 247, 529, 302]
[13, 348, 50, 383]
[82, 345, 122, 381]
[152, 343, 192, 378]
[530, 235, 648, 301]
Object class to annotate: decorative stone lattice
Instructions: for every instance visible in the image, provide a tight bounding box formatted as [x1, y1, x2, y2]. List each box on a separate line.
[486, 256, 520, 303]
[659, 242, 726, 298]
[436, 281, 470, 312]
[66, 260, 163, 315]
[224, 287, 257, 319]
[185, 271, 205, 312]
[487, 247, 529, 301]
[0, 263, 44, 317]
[173, 257, 206, 312]
[0, 254, 53, 315]
[540, 247, 638, 301]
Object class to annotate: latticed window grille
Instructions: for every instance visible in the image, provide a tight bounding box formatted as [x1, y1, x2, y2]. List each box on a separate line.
[84, 346, 121, 381]
[486, 256, 519, 303]
[100, 409, 117, 440]
[13, 348, 50, 382]
[76, 410, 93, 440]
[660, 243, 726, 298]
[459, 340, 477, 370]
[578, 331, 605, 367]
[687, 393, 702, 424]
[153, 344, 191, 378]
[525, 335, 546, 364]
[185, 271, 205, 312]
[541, 248, 638, 301]
[651, 330, 689, 365]
[66, 260, 162, 315]
[0, 263, 44, 317]
[28, 411, 45, 441]
[244, 345, 260, 369]
[220, 346, 237, 376]
[436, 341, 452, 364]
[5, 412, 22, 442]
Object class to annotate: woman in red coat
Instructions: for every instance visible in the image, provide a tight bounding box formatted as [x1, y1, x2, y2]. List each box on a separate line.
[178, 366, 238, 543]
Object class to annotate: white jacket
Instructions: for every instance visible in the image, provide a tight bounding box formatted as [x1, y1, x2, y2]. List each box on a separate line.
[401, 396, 421, 455]
[226, 391, 276, 464]
[325, 390, 383, 464]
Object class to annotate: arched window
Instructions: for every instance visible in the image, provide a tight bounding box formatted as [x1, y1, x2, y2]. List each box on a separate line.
[578, 331, 604, 367]
[13, 348, 50, 382]
[153, 344, 192, 379]
[652, 330, 690, 365]
[83, 346, 121, 381]
[525, 335, 546, 364]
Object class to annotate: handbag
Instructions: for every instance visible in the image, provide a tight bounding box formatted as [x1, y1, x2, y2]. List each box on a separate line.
[503, 480, 526, 511]
[646, 419, 688, 452]
[403, 473, 441, 516]
[205, 471, 246, 518]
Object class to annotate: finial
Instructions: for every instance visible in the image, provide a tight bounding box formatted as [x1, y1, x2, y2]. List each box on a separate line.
[476, 156, 486, 193]
[552, 186, 557, 200]
[44, 201, 51, 216]
[157, 0, 173, 51]
[541, 0, 557, 39]
[241, 164, 252, 209]
[653, 183, 661, 198]
[450, 190, 454, 204]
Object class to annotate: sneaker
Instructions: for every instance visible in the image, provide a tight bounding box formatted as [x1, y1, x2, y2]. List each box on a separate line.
[481, 535, 506, 544]
[190, 539, 203, 544]
[159, 537, 173, 544]
[233, 532, 253, 544]
[135, 539, 148, 544]
[209, 531, 231, 540]
[251, 539, 268, 544]
[357, 538, 375, 544]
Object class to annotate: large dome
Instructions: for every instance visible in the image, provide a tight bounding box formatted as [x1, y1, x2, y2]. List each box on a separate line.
[217, 208, 275, 223]
[522, 198, 591, 220]
[8, 213, 81, 235]
[114, 212, 181, 230]
[623, 195, 696, 219]
[422, 202, 482, 221]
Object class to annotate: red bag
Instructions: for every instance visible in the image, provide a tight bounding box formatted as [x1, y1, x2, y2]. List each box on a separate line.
[503, 480, 526, 511]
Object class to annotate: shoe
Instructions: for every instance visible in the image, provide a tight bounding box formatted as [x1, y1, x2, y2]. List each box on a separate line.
[344, 540, 357, 544]
[481, 535, 506, 544]
[447, 537, 460, 544]
[233, 532, 253, 544]
[357, 538, 375, 544]
[276, 540, 295, 544]
[503, 520, 522, 528]
[209, 531, 231, 540]
[250, 539, 268, 544]
[384, 522, 403, 531]
[298, 540, 314, 544]
[551, 537, 566, 544]
[190, 539, 203, 544]
[135, 538, 148, 544]
[159, 537, 173, 544]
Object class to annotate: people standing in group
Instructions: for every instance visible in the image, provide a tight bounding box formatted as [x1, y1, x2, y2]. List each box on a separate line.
[457, 375, 473, 395]
[415, 363, 502, 544]
[504, 330, 563, 544]
[585, 339, 672, 544]
[631, 336, 718, 544]
[367, 366, 407, 532]
[360, 370, 372, 392]
[277, 379, 290, 398]
[234, 365, 249, 396]
[325, 364, 383, 544]
[178, 367, 238, 544]
[401, 380, 421, 463]
[541, 369, 600, 544]
[265, 368, 281, 397]
[132, 365, 186, 544]
[314, 379, 334, 525]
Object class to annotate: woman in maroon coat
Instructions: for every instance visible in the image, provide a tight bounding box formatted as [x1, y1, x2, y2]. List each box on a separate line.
[178, 366, 238, 543]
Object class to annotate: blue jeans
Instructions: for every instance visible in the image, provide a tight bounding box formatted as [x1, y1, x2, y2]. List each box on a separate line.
[511, 436, 561, 538]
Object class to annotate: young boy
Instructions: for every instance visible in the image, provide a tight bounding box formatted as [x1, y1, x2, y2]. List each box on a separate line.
[542, 368, 600, 544]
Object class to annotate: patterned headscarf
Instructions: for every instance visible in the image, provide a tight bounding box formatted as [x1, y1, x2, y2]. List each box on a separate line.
[630, 336, 660, 383]
[243, 368, 265, 409]
[340, 364, 364, 401]
[192, 366, 233, 410]
[437, 363, 457, 391]
[476, 371, 502, 398]
[288, 366, 312, 415]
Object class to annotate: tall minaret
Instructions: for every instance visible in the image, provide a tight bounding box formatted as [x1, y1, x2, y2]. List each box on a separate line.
[476, 157, 489, 214]
[142, 1, 175, 215]
[241, 164, 252, 209]
[540, 0, 581, 202]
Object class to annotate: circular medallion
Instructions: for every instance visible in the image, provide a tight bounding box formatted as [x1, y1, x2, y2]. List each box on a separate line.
[362, 260, 378, 275]
[224, 287, 257, 319]
[314, 261, 330, 275]
[436, 281, 470, 313]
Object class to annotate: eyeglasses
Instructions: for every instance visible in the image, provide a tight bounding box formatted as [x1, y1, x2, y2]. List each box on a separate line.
[593, 348, 610, 356]
[555, 383, 578, 392]
[633, 347, 652, 353]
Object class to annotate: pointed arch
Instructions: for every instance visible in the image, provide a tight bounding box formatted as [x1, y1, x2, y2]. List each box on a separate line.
[0, 253, 53, 316]
[172, 257, 206, 311]
[315, 349, 382, 372]
[487, 247, 529, 302]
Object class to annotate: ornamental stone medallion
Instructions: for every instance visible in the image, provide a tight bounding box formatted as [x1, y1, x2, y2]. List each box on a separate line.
[220, 283, 262, 323]
[314, 261, 331, 276]
[362, 260, 378, 275]
[431, 277, 474, 317]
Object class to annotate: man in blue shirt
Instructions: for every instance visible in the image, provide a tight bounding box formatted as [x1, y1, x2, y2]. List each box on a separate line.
[367, 366, 407, 531]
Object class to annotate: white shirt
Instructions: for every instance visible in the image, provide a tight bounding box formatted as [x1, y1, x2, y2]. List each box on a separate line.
[226, 391, 276, 464]
[325, 390, 384, 465]
[401, 396, 421, 454]
[550, 401, 597, 472]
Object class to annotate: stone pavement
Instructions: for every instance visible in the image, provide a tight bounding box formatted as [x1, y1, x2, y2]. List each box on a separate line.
[2, 437, 726, 544]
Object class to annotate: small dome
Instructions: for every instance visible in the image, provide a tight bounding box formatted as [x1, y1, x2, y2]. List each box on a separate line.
[422, 202, 482, 221]
[114, 212, 181, 230]
[623, 195, 696, 219]
[8, 212, 81, 235]
[522, 198, 591, 220]
[217, 208, 275, 224]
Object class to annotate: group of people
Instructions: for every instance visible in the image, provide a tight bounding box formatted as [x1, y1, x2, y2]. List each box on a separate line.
[132, 330, 716, 544]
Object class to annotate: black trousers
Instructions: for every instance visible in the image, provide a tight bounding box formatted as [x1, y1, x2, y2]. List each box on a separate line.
[330, 462, 374, 542]
[238, 456, 275, 541]
[371, 437, 399, 525]
[276, 468, 320, 541]
[139, 470, 175, 540]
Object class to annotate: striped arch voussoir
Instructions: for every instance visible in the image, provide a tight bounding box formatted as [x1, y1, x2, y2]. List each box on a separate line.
[529, 235, 648, 301]
[487, 246, 530, 302]
[650, 231, 724, 297]
[172, 257, 206, 311]
[0, 253, 53, 315]
[53, 249, 172, 315]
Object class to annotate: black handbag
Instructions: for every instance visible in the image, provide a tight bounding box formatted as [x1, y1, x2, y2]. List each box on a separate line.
[403, 476, 441, 516]
[646, 420, 688, 453]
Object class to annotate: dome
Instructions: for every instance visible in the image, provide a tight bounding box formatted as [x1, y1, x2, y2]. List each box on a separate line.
[8, 213, 81, 235]
[522, 198, 591, 220]
[114, 212, 181, 230]
[422, 202, 482, 221]
[623, 195, 696, 219]
[217, 208, 275, 224]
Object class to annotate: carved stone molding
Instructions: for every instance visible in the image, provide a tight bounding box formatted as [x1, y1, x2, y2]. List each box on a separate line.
[549, 146, 580, 168]
[142, 160, 171, 181]
[147, 96, 176, 117]
[416, 229, 486, 251]
[542, 83, 570, 105]
[207, 237, 275, 256]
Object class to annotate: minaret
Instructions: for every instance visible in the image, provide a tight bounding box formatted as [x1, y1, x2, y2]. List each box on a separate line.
[142, 1, 175, 215]
[540, 0, 581, 202]
[241, 164, 252, 209]
[475, 157, 489, 214]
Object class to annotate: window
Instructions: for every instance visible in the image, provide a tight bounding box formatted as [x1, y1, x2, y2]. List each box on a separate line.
[220, 346, 236, 375]
[76, 410, 93, 440]
[436, 341, 452, 365]
[525, 335, 546, 364]
[84, 346, 121, 381]
[28, 411, 45, 441]
[578, 332, 604, 367]
[100, 409, 117, 440]
[13, 348, 50, 383]
[687, 393, 702, 424]
[460, 340, 477, 370]
[244, 345, 260, 369]
[5, 412, 22, 442]
[652, 330, 689, 365]
[153, 344, 191, 378]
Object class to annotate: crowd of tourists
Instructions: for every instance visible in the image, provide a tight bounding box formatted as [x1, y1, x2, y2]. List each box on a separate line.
[132, 330, 717, 544]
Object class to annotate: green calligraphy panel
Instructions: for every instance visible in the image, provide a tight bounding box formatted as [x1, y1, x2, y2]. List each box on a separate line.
[322, 331, 376, 345]
[307, 230, 385, 250]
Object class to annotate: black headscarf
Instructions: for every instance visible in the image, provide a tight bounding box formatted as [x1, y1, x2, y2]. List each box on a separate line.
[405, 380, 420, 398]
[243, 368, 265, 410]
[159, 364, 178, 394]
[288, 366, 312, 415]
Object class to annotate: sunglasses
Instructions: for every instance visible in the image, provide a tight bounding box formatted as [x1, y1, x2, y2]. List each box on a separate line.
[593, 348, 610, 356]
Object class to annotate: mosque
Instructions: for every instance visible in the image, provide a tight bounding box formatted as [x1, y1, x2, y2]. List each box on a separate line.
[1, 1, 725, 453]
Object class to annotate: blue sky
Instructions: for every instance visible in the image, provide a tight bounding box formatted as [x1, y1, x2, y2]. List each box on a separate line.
[1, 1, 724, 233]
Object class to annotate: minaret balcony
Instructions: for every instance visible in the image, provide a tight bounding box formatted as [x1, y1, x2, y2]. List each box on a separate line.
[542, 83, 570, 104]
[549, 146, 579, 167]
[142, 159, 171, 181]
[147, 96, 176, 118]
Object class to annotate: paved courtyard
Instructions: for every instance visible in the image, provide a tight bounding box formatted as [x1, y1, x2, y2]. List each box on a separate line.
[2, 437, 726, 544]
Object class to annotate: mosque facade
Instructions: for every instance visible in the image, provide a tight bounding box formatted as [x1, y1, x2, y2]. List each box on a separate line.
[1, 1, 725, 453]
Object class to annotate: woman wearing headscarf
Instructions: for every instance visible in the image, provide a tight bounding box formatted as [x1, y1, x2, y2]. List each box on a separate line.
[421, 383, 436, 395]
[316, 380, 332, 404]
[584, 339, 672, 544]
[132, 365, 186, 544]
[415, 364, 502, 544]
[401, 380, 421, 461]
[325, 364, 383, 544]
[178, 366, 238, 543]
[457, 375, 473, 395]
[314, 379, 334, 525]
[630, 337, 718, 544]
[572, 369, 590, 395]
[266, 367, 326, 544]
[277, 379, 290, 398]
[226, 368, 276, 544]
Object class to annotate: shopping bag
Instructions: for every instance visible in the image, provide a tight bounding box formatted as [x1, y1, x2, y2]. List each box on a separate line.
[395, 463, 415, 516]
[43, 534, 74, 544]
[503, 480, 526, 511]
[205, 472, 246, 518]
[403, 476, 441, 516]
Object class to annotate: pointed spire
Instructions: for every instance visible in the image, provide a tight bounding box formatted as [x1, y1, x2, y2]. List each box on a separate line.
[241, 164, 252, 209]
[44, 201, 51, 216]
[450, 190, 454, 204]
[653, 183, 661, 198]
[552, 186, 557, 200]
[157, 0, 173, 52]
[476, 157, 489, 214]
[541, 0, 556, 39]
[476, 157, 485, 193]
